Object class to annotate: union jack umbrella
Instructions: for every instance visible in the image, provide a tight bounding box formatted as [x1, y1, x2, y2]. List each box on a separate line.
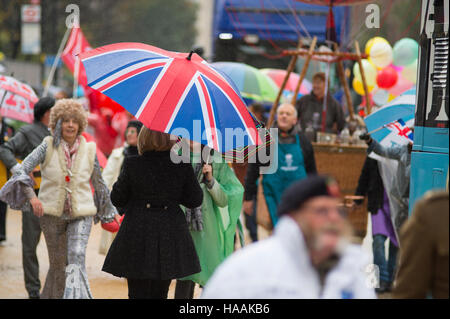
[80, 43, 261, 153]
[364, 88, 415, 148]
[386, 119, 414, 143]
[173, 111, 274, 163]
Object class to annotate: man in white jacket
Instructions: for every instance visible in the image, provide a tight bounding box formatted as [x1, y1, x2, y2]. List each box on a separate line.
[201, 175, 376, 299]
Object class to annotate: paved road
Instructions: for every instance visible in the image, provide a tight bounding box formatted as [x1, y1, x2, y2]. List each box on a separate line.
[0, 208, 206, 298]
[0, 208, 390, 299]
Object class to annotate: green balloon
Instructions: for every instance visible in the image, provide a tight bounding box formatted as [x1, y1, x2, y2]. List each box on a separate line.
[393, 38, 419, 66]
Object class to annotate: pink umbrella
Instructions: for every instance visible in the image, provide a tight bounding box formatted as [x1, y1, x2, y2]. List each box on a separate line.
[260, 69, 312, 95]
[0, 75, 38, 123]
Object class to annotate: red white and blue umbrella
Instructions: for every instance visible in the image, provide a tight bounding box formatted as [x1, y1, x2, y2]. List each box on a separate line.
[364, 87, 415, 147]
[80, 43, 260, 153]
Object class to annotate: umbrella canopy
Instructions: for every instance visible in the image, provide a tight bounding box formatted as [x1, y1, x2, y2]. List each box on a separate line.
[295, 0, 372, 5]
[0, 75, 38, 123]
[174, 112, 274, 163]
[260, 68, 312, 95]
[211, 62, 279, 103]
[80, 43, 259, 153]
[295, 0, 372, 45]
[364, 88, 415, 146]
[222, 112, 274, 162]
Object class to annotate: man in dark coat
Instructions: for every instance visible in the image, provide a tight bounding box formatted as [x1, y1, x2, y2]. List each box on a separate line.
[243, 103, 317, 228]
[295, 72, 345, 133]
[0, 96, 55, 299]
[0, 115, 15, 244]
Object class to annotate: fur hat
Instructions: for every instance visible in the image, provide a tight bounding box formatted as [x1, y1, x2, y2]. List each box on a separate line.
[49, 99, 88, 137]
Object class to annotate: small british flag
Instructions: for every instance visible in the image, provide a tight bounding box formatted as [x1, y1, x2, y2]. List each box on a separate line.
[386, 118, 414, 142]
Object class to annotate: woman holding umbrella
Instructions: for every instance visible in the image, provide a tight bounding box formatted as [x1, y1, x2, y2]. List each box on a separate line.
[0, 99, 119, 299]
[102, 127, 204, 299]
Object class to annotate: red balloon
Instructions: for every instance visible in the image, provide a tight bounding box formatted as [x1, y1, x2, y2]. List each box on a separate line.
[376, 66, 398, 89]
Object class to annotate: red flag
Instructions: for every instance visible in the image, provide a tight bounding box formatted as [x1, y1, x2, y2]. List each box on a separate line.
[61, 27, 92, 87]
[325, 7, 337, 44]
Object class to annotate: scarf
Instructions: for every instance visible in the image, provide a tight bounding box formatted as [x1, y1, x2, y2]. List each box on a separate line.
[62, 136, 81, 217]
[186, 162, 205, 231]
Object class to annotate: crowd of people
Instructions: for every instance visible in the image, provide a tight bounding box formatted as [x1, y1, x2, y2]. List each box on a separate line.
[0, 70, 447, 299]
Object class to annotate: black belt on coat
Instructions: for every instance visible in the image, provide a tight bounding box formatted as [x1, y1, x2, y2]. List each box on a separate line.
[130, 199, 175, 211]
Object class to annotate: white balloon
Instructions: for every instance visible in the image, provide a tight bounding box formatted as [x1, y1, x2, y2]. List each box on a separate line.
[372, 88, 390, 106]
[370, 41, 393, 69]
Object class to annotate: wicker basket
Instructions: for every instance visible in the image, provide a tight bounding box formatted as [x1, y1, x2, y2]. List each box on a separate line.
[343, 195, 368, 240]
[250, 143, 369, 235]
[313, 143, 369, 241]
[312, 143, 367, 196]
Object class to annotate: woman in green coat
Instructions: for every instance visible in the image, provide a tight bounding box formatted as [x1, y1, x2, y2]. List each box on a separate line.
[175, 143, 244, 298]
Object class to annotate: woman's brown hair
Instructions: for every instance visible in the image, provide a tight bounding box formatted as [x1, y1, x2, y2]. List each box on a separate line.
[137, 126, 176, 154]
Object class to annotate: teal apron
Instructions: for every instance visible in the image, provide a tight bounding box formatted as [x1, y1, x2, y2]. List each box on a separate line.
[262, 134, 307, 226]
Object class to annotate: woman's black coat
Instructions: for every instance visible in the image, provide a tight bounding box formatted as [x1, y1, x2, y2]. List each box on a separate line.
[355, 156, 385, 214]
[102, 150, 203, 280]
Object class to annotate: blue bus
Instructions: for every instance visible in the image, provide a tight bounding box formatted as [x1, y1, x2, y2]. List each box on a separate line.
[409, 0, 449, 212]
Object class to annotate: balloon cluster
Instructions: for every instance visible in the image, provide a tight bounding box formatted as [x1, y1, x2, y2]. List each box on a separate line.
[352, 36, 418, 106]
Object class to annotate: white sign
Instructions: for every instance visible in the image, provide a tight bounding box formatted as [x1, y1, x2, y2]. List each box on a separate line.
[21, 23, 41, 55]
[21, 5, 41, 23]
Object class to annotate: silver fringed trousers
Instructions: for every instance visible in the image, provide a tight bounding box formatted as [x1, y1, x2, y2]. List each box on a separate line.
[39, 215, 93, 299]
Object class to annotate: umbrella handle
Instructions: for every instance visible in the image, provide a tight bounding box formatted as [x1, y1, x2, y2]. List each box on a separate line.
[0, 91, 6, 109]
[367, 118, 402, 135]
[367, 125, 387, 135]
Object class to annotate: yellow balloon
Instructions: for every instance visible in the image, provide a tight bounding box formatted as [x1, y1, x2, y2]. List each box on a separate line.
[353, 78, 374, 96]
[353, 59, 377, 86]
[368, 57, 383, 70]
[365, 37, 389, 55]
[0, 51, 4, 61]
[388, 93, 396, 101]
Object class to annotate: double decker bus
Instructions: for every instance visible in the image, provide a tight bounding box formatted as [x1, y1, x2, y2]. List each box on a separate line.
[410, 0, 449, 212]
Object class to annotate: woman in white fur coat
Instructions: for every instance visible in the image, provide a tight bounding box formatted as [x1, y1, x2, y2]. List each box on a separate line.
[0, 99, 120, 299]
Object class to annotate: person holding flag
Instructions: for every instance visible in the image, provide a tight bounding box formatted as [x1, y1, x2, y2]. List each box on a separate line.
[359, 124, 413, 243]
